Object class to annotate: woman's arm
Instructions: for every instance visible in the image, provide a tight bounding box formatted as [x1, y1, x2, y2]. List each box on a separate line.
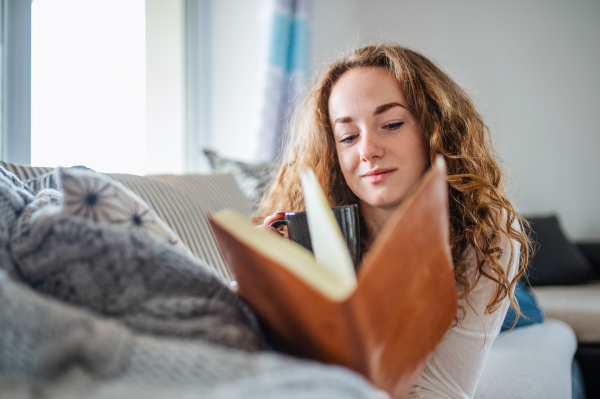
[408, 233, 520, 399]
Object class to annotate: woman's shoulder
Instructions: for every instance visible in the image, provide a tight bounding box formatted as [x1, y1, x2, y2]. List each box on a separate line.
[462, 209, 522, 276]
[455, 217, 521, 333]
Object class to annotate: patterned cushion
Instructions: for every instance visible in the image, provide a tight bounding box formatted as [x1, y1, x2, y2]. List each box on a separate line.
[1, 161, 252, 281]
[108, 172, 252, 281]
[59, 167, 193, 257]
[203, 149, 278, 212]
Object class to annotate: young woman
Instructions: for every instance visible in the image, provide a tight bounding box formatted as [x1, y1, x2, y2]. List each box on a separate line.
[256, 44, 530, 398]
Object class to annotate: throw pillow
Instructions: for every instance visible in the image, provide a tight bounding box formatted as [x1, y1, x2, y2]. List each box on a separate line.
[59, 167, 194, 257]
[107, 171, 253, 282]
[203, 149, 278, 212]
[575, 243, 600, 279]
[2, 161, 257, 282]
[525, 215, 594, 286]
[501, 280, 544, 332]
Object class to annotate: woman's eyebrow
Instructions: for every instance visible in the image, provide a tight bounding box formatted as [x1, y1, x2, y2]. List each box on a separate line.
[334, 116, 352, 124]
[333, 102, 406, 125]
[374, 102, 405, 115]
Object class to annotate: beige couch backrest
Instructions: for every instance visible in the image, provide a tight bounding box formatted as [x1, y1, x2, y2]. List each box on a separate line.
[2, 162, 253, 282]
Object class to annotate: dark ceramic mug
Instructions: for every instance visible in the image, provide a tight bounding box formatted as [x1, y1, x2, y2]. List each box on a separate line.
[270, 204, 361, 270]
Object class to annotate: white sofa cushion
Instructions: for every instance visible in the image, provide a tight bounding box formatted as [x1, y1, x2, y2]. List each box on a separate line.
[475, 318, 577, 399]
[534, 281, 600, 343]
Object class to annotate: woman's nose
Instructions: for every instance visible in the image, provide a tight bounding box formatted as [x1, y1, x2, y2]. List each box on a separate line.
[359, 130, 384, 162]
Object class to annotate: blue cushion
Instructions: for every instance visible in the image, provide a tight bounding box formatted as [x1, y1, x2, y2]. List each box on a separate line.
[501, 280, 544, 332]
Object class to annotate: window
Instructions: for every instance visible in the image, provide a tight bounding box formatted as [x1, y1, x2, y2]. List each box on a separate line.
[31, 0, 146, 174]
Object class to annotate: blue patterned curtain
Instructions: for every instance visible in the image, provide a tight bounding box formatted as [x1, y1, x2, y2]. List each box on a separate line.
[253, 0, 311, 163]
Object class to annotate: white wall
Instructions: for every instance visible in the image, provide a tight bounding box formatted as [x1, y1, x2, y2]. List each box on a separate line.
[211, 0, 600, 241]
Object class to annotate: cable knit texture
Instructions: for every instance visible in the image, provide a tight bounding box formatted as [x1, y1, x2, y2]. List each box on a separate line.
[0, 166, 381, 399]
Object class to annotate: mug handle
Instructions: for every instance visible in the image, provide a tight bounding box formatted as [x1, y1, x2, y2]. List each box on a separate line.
[269, 219, 289, 228]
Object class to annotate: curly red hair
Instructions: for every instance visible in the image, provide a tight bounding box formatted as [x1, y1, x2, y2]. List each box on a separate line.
[255, 44, 531, 320]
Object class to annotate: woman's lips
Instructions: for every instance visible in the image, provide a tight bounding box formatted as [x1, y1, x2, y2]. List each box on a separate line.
[362, 169, 396, 184]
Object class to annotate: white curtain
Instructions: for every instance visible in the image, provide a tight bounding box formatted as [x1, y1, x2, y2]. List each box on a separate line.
[253, 0, 311, 163]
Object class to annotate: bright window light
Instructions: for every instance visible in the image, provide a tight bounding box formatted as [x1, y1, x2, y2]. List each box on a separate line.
[32, 0, 146, 175]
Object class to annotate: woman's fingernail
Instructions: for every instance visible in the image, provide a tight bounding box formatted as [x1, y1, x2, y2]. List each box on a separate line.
[275, 211, 285, 215]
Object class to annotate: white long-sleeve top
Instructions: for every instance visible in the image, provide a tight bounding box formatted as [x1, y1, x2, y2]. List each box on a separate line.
[408, 233, 520, 399]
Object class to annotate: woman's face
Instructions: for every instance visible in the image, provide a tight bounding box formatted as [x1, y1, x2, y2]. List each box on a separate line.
[328, 67, 428, 211]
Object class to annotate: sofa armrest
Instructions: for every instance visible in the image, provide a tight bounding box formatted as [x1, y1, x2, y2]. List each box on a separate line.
[475, 319, 577, 399]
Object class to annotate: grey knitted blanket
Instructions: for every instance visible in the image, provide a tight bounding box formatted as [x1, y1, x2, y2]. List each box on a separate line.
[0, 167, 380, 398]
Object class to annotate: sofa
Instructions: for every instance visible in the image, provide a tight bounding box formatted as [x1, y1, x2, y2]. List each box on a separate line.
[204, 149, 600, 398]
[523, 216, 600, 398]
[0, 160, 585, 398]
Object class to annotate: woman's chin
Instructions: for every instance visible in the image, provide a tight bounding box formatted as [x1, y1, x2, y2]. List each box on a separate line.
[361, 195, 405, 211]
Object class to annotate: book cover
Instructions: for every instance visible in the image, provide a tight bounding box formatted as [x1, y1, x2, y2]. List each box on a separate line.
[209, 158, 457, 398]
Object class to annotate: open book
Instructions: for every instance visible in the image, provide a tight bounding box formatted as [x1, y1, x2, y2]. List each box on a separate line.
[208, 157, 457, 399]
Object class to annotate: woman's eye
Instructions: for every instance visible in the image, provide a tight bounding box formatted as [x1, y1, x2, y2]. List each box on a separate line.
[384, 122, 403, 131]
[340, 135, 358, 144]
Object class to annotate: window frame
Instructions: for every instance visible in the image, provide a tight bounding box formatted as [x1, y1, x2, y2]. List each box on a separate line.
[1, 0, 210, 172]
[1, 0, 32, 164]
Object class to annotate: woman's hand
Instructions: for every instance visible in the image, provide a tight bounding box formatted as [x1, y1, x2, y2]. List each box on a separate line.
[255, 211, 286, 235]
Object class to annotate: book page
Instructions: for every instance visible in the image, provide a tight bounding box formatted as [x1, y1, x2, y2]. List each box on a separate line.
[300, 168, 357, 290]
[211, 210, 356, 301]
